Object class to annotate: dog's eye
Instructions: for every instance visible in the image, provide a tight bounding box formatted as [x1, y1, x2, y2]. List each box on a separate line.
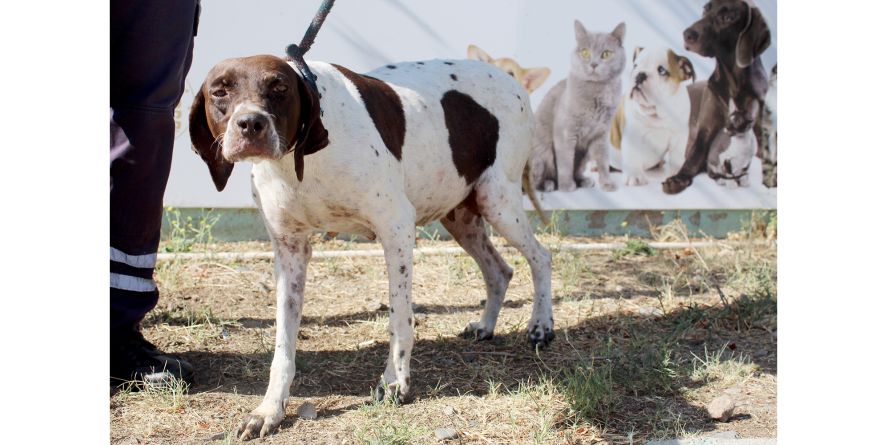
[273, 84, 289, 93]
[719, 10, 737, 23]
[211, 89, 227, 98]
[507, 70, 515, 78]
[658, 66, 669, 76]
[601, 50, 613, 60]
[579, 48, 590, 60]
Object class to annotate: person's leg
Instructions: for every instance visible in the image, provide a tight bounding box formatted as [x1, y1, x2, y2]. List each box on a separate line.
[110, 0, 200, 386]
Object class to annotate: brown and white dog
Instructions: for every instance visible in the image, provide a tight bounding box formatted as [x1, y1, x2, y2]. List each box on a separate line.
[662, 0, 771, 194]
[609, 46, 696, 186]
[189, 55, 553, 440]
[467, 44, 551, 93]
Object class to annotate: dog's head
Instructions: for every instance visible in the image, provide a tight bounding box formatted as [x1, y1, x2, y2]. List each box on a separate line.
[189, 54, 328, 191]
[628, 47, 695, 111]
[683, 0, 770, 68]
[466, 44, 551, 93]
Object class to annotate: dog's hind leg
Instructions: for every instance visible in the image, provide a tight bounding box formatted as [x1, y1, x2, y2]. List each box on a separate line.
[441, 203, 514, 341]
[369, 202, 417, 404]
[238, 233, 310, 440]
[474, 175, 554, 347]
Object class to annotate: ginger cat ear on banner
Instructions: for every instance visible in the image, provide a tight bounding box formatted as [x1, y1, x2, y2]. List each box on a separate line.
[467, 44, 551, 93]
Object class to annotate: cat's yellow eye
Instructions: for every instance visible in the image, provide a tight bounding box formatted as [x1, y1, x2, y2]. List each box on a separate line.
[601, 50, 613, 60]
[580, 48, 590, 59]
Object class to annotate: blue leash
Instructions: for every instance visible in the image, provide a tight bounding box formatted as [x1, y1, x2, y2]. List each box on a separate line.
[286, 0, 336, 100]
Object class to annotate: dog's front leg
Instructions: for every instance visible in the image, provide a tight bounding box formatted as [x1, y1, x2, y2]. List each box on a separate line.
[372, 208, 416, 404]
[663, 89, 726, 194]
[238, 234, 310, 440]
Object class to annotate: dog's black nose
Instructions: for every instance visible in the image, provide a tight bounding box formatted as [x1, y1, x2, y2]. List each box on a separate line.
[236, 113, 268, 136]
[635, 72, 647, 85]
[684, 28, 699, 43]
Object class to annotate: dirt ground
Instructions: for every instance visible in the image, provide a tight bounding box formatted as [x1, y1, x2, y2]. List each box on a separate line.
[110, 220, 776, 445]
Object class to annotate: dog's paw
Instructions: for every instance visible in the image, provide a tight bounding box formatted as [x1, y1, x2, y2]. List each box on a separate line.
[559, 180, 578, 193]
[539, 180, 556, 193]
[625, 174, 648, 187]
[461, 321, 494, 341]
[374, 375, 412, 405]
[576, 176, 595, 189]
[527, 320, 555, 348]
[662, 174, 692, 194]
[599, 177, 617, 192]
[237, 404, 285, 441]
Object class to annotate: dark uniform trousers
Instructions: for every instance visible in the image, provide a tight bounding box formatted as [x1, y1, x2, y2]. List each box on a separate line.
[110, 0, 200, 334]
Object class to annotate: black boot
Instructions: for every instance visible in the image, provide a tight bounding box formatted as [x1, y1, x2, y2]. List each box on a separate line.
[110, 329, 194, 389]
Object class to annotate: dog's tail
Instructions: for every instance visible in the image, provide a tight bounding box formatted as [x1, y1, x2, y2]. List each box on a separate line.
[522, 163, 549, 226]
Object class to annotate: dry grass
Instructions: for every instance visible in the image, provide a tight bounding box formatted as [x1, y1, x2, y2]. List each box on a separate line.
[110, 219, 776, 444]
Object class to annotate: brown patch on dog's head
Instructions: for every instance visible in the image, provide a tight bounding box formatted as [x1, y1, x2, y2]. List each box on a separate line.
[667, 49, 696, 85]
[189, 55, 328, 189]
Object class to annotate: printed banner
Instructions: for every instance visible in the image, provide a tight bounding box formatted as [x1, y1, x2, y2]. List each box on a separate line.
[164, 0, 776, 210]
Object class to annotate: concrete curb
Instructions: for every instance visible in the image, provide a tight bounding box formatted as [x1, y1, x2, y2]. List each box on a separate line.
[646, 438, 776, 445]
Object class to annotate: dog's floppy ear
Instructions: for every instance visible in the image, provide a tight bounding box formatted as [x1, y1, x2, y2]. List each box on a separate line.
[736, 4, 771, 69]
[675, 53, 696, 83]
[467, 44, 493, 63]
[291, 74, 329, 182]
[189, 85, 234, 192]
[521, 67, 551, 93]
[633, 47, 644, 63]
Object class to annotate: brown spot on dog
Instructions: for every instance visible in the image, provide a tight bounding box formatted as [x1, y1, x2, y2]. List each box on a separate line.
[333, 64, 406, 160]
[440, 90, 499, 184]
[443, 61, 454, 65]
[386, 64, 397, 69]
[610, 96, 626, 150]
[450, 73, 458, 81]
[666, 49, 696, 88]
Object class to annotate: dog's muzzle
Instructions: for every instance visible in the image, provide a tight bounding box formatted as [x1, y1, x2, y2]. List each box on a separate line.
[223, 111, 279, 162]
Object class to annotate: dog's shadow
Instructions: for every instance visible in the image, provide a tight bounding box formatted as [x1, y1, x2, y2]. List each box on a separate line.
[179, 298, 775, 438]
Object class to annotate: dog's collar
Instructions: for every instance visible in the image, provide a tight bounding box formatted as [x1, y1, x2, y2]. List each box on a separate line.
[284, 0, 336, 106]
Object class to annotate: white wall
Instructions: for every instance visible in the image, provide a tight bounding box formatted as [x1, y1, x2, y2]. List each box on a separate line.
[164, 0, 777, 208]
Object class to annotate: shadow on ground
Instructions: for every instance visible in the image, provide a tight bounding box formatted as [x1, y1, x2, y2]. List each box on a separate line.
[179, 292, 776, 438]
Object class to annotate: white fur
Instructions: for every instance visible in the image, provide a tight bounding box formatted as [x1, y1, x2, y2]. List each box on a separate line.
[611, 47, 692, 186]
[235, 59, 553, 439]
[764, 71, 777, 163]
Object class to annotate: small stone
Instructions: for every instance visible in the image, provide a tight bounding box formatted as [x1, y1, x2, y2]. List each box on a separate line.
[637, 306, 664, 317]
[434, 427, 458, 441]
[707, 430, 739, 439]
[358, 340, 376, 348]
[707, 394, 736, 421]
[368, 301, 388, 312]
[442, 405, 456, 416]
[208, 432, 228, 441]
[297, 401, 317, 420]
